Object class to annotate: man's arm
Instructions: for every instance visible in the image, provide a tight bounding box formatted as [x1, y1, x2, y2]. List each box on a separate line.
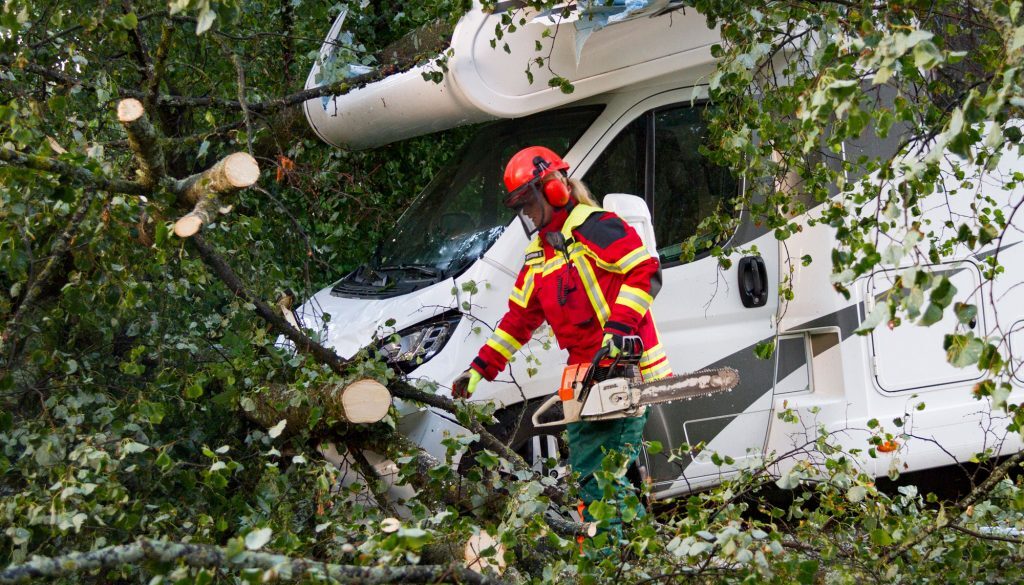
[471, 261, 546, 381]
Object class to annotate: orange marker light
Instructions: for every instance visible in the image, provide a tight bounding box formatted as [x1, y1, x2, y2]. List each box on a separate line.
[878, 439, 899, 453]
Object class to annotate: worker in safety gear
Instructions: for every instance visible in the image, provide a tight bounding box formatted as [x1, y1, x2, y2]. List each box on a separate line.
[452, 145, 672, 539]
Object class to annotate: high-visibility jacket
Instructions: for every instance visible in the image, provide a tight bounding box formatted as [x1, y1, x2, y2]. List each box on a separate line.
[471, 203, 672, 382]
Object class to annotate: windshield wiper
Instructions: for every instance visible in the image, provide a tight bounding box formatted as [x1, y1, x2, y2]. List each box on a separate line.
[379, 264, 445, 279]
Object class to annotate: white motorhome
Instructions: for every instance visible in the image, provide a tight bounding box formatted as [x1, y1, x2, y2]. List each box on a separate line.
[295, 2, 1024, 498]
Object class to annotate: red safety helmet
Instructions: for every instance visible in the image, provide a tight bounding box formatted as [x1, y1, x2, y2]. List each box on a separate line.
[503, 146, 572, 208]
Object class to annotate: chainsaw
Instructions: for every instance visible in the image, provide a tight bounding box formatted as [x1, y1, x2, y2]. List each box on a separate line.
[531, 336, 740, 428]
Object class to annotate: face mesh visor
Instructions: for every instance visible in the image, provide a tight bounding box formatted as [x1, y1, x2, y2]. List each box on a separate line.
[505, 180, 545, 237]
[515, 207, 538, 236]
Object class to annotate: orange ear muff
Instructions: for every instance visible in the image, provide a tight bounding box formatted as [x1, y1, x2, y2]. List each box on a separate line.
[543, 178, 571, 207]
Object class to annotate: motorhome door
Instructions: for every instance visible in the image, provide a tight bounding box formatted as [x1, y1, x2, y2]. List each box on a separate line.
[580, 88, 779, 494]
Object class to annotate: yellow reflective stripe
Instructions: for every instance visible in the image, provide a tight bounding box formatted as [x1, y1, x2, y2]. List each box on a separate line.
[616, 295, 647, 316]
[525, 237, 543, 256]
[642, 361, 673, 381]
[522, 270, 537, 303]
[485, 328, 522, 360]
[574, 245, 619, 273]
[617, 246, 651, 273]
[616, 285, 653, 317]
[621, 285, 653, 307]
[542, 256, 567, 276]
[559, 204, 605, 240]
[510, 292, 527, 308]
[510, 270, 536, 308]
[640, 344, 666, 367]
[574, 257, 610, 325]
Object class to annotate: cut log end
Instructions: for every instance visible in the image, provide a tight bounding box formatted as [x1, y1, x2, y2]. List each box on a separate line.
[174, 215, 204, 238]
[341, 379, 392, 424]
[464, 531, 506, 575]
[117, 98, 145, 123]
[223, 152, 260, 188]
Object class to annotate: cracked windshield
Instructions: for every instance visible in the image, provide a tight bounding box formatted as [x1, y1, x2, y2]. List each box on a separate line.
[374, 107, 601, 277]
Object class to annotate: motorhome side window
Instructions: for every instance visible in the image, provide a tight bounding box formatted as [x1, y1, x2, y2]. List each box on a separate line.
[583, 103, 739, 266]
[652, 106, 739, 264]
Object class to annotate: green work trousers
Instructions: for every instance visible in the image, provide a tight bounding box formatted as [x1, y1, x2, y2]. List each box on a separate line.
[567, 411, 648, 539]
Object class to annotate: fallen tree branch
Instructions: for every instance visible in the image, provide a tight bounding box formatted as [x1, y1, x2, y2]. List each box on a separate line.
[171, 151, 259, 237]
[117, 98, 166, 188]
[0, 192, 96, 360]
[187, 234, 526, 468]
[0, 538, 503, 585]
[0, 147, 147, 196]
[245, 378, 392, 431]
[949, 523, 1024, 544]
[187, 235, 591, 535]
[172, 151, 259, 206]
[189, 233, 347, 367]
[884, 449, 1024, 562]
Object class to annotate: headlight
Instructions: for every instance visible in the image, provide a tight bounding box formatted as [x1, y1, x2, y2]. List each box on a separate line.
[379, 310, 461, 373]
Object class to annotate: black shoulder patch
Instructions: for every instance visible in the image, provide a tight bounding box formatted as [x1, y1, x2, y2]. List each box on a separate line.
[575, 213, 627, 249]
[525, 250, 544, 262]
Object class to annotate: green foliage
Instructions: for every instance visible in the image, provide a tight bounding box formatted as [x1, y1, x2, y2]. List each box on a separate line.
[3, 0, 1024, 583]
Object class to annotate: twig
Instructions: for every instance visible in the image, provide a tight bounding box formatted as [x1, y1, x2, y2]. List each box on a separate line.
[0, 147, 147, 196]
[949, 523, 1024, 544]
[146, 21, 175, 114]
[230, 52, 255, 155]
[884, 449, 1024, 562]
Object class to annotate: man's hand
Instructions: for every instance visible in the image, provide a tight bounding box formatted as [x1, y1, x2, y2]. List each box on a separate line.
[452, 369, 482, 399]
[602, 333, 623, 358]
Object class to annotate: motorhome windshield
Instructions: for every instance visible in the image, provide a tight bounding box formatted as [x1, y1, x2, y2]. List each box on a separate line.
[372, 106, 602, 278]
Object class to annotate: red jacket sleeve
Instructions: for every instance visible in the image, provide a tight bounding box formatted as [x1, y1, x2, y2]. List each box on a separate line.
[573, 212, 662, 337]
[471, 260, 545, 381]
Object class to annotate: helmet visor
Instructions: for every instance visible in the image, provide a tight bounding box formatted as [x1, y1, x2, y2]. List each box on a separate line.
[515, 207, 538, 237]
[505, 180, 545, 237]
[503, 178, 544, 210]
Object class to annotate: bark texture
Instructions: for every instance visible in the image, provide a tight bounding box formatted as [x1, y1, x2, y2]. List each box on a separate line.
[0, 538, 504, 584]
[117, 98, 166, 188]
[246, 378, 392, 434]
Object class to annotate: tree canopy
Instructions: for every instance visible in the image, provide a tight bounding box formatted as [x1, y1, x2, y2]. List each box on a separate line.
[2, 0, 1024, 584]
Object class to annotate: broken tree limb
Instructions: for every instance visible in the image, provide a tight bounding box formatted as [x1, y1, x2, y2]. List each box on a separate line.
[383, 435, 589, 541]
[174, 151, 259, 205]
[883, 448, 1024, 563]
[172, 152, 259, 237]
[246, 378, 392, 433]
[189, 234, 344, 367]
[0, 538, 504, 585]
[0, 192, 96, 360]
[190, 233, 527, 471]
[187, 235, 587, 538]
[116, 98, 166, 189]
[173, 191, 222, 237]
[465, 531, 507, 575]
[276, 290, 300, 330]
[0, 146, 147, 196]
[341, 379, 393, 423]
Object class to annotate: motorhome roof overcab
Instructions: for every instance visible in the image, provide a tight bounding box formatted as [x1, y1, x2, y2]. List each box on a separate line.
[293, 2, 1024, 498]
